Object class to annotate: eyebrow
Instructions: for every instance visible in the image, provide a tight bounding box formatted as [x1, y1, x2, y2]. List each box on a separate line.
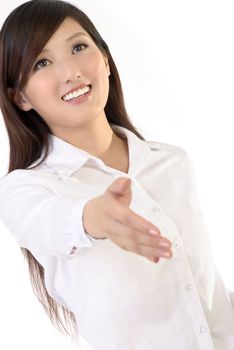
[41, 31, 87, 53]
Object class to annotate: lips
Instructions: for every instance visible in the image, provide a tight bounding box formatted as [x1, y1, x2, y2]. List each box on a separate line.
[61, 83, 91, 99]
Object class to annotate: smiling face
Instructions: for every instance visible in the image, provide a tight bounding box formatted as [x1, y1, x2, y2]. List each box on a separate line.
[13, 17, 111, 137]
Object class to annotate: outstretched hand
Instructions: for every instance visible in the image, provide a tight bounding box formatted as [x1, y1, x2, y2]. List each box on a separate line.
[83, 177, 172, 263]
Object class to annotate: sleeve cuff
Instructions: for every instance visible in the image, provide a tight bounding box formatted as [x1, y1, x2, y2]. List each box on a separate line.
[66, 195, 106, 257]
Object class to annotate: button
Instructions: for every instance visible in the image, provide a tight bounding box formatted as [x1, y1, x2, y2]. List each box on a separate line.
[198, 325, 206, 334]
[185, 284, 193, 292]
[172, 240, 181, 249]
[152, 206, 161, 213]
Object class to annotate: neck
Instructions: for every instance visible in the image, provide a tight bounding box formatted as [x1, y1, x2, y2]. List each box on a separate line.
[53, 114, 117, 158]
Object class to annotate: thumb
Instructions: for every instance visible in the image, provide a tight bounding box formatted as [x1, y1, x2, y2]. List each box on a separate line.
[106, 177, 132, 206]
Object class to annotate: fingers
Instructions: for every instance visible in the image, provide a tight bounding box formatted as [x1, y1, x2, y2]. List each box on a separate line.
[104, 214, 172, 262]
[107, 203, 162, 238]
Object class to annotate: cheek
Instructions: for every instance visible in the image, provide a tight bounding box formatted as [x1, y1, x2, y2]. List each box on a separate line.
[24, 74, 56, 104]
[82, 51, 107, 80]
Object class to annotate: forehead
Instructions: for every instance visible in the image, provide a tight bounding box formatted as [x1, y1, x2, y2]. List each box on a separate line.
[56, 17, 88, 36]
[43, 17, 91, 49]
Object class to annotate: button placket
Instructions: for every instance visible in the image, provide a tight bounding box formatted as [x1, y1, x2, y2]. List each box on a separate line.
[185, 283, 193, 292]
[147, 188, 212, 346]
[149, 206, 179, 243]
[131, 179, 184, 253]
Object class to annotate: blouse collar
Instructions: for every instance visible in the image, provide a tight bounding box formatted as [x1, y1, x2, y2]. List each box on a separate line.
[32, 123, 152, 180]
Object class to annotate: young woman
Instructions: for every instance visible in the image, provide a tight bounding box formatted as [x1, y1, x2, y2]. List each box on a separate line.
[0, 1, 233, 349]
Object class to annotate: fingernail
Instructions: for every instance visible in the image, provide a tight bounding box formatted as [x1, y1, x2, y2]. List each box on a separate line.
[158, 241, 171, 248]
[160, 251, 171, 258]
[149, 229, 159, 236]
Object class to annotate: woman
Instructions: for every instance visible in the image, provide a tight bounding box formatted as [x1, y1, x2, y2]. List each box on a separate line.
[0, 1, 233, 349]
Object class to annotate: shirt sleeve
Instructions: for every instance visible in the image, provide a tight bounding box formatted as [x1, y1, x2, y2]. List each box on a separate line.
[0, 171, 104, 260]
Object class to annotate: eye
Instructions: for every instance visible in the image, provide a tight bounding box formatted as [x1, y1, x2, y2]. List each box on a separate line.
[32, 42, 88, 72]
[73, 42, 88, 53]
[33, 59, 49, 71]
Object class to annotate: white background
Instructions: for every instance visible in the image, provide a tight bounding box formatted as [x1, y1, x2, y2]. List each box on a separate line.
[0, 0, 234, 349]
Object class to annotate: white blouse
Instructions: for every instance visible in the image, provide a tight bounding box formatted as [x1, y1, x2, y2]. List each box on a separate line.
[0, 123, 233, 350]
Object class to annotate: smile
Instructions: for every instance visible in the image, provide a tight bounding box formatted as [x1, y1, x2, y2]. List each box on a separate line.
[62, 84, 91, 101]
[61, 85, 92, 105]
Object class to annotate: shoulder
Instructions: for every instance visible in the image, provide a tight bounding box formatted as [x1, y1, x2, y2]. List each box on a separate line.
[0, 168, 56, 190]
[145, 139, 191, 162]
[144, 140, 199, 206]
[0, 169, 30, 186]
[144, 140, 195, 182]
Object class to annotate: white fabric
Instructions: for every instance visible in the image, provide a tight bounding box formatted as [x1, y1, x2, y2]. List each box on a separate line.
[0, 123, 234, 350]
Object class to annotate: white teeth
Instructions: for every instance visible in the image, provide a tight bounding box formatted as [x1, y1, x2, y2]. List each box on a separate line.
[62, 85, 90, 101]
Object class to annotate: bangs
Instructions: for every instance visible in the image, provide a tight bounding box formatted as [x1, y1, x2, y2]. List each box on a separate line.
[5, 1, 69, 89]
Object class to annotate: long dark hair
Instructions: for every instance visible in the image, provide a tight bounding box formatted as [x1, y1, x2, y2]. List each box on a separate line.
[0, 0, 145, 340]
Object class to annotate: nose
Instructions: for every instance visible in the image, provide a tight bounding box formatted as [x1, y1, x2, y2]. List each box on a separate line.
[57, 56, 81, 83]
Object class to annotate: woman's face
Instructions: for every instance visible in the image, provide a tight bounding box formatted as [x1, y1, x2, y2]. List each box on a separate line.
[14, 17, 110, 136]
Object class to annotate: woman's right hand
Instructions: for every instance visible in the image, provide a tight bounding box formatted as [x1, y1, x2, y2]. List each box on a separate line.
[83, 177, 172, 263]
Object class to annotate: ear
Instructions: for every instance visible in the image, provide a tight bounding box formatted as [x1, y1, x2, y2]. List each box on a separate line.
[8, 87, 33, 111]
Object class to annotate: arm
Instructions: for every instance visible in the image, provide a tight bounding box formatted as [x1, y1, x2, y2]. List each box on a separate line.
[0, 170, 101, 259]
